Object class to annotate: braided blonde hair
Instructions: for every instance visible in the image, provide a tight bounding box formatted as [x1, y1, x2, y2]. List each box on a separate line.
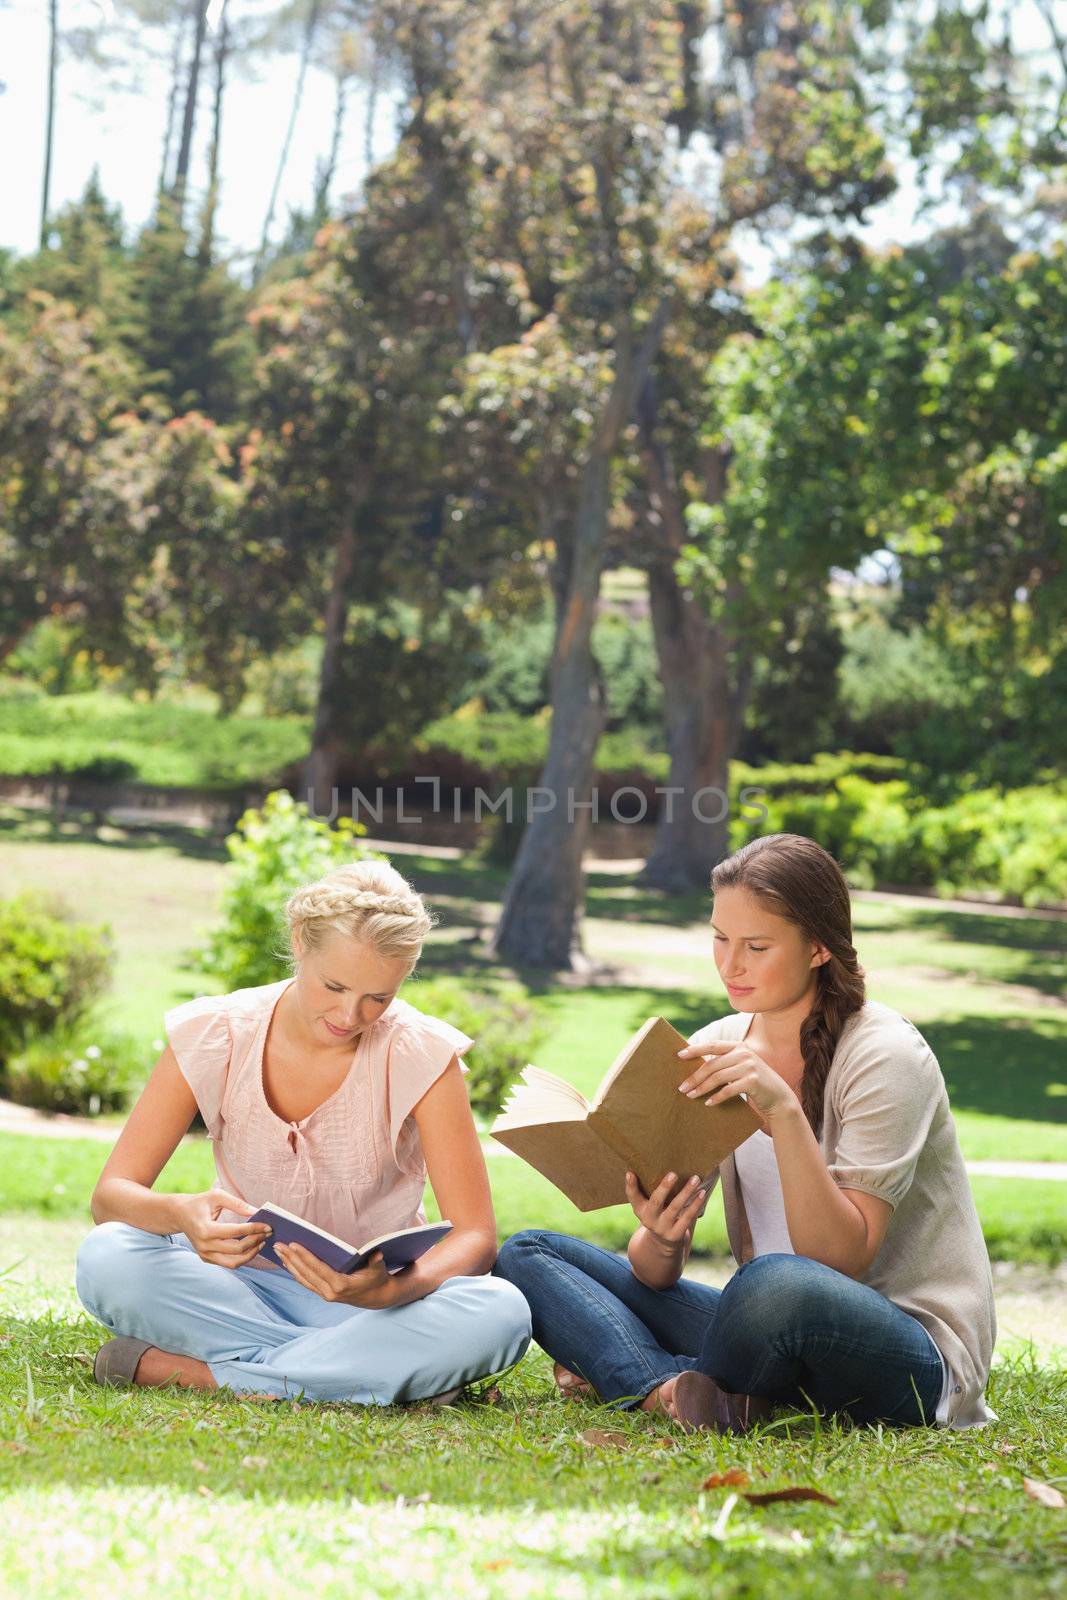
[285, 861, 435, 974]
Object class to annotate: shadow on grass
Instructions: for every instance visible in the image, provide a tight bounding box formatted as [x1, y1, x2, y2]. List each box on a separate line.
[0, 810, 229, 863]
[918, 1013, 1067, 1125]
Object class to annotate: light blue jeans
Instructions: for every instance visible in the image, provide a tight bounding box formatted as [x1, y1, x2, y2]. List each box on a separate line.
[76, 1221, 532, 1403]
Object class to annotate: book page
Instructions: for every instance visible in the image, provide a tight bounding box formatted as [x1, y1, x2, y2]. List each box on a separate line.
[491, 1064, 589, 1129]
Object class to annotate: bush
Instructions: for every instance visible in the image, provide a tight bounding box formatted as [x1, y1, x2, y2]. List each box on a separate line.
[0, 894, 113, 1057]
[751, 775, 1067, 907]
[197, 789, 377, 990]
[403, 975, 547, 1117]
[1, 1023, 147, 1114]
[0, 691, 310, 790]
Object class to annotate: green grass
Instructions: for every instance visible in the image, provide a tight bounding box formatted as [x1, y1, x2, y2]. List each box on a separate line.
[2, 821, 1066, 1596]
[1, 1214, 1065, 1599]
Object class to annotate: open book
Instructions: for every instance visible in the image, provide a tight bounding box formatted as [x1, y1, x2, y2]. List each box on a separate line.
[246, 1203, 453, 1274]
[491, 1016, 761, 1211]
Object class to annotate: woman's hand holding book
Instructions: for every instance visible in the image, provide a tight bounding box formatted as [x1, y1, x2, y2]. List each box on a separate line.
[273, 1241, 408, 1308]
[625, 1170, 708, 1251]
[175, 1188, 273, 1268]
[677, 1040, 802, 1127]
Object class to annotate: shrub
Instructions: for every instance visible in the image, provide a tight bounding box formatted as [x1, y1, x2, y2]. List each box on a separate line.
[1, 1024, 147, 1114]
[0, 894, 113, 1057]
[403, 975, 547, 1117]
[197, 789, 377, 990]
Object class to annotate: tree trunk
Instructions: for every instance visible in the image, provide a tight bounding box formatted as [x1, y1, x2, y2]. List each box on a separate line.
[303, 512, 359, 812]
[637, 380, 755, 892]
[313, 66, 349, 223]
[493, 303, 672, 969]
[198, 0, 231, 265]
[257, 0, 322, 272]
[159, 0, 191, 197]
[173, 0, 210, 221]
[39, 0, 59, 248]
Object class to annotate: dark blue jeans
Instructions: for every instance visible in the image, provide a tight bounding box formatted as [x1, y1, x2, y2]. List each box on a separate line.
[494, 1230, 944, 1427]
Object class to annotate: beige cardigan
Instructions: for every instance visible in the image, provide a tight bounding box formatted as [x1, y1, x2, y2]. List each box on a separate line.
[691, 1000, 997, 1430]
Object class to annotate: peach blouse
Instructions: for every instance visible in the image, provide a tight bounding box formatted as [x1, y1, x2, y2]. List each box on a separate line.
[164, 978, 473, 1265]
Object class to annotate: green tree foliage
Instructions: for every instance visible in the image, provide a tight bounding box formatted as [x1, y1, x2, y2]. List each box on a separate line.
[694, 232, 1067, 783]
[126, 199, 253, 421]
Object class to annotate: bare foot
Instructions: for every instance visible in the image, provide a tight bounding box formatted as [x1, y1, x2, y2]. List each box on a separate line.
[656, 1376, 680, 1419]
[132, 1345, 219, 1390]
[553, 1362, 594, 1398]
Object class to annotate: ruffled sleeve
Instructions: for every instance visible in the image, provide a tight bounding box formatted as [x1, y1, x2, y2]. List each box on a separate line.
[386, 1012, 474, 1161]
[163, 993, 234, 1140]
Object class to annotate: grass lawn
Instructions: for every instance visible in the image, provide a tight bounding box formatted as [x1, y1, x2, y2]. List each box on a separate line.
[2, 820, 1067, 1595]
[2, 1177, 1067, 1598]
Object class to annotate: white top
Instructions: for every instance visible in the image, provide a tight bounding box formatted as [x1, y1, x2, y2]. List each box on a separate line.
[734, 1119, 952, 1423]
[733, 1129, 794, 1256]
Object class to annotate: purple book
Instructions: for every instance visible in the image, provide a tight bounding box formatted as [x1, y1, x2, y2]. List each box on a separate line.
[246, 1203, 453, 1274]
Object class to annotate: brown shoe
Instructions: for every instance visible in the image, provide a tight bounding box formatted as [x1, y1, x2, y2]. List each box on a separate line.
[671, 1370, 774, 1434]
[93, 1337, 153, 1388]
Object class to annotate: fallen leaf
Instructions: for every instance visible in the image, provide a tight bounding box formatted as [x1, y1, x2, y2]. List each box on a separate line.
[482, 1561, 512, 1571]
[196, 1484, 212, 1498]
[996, 1441, 1017, 1455]
[875, 1572, 908, 1588]
[1023, 1477, 1066, 1509]
[579, 1428, 630, 1450]
[742, 1486, 838, 1507]
[956, 1502, 981, 1515]
[703, 1468, 751, 1489]
[190, 1459, 208, 1473]
[2, 1442, 27, 1455]
[241, 1455, 269, 1471]
[482, 1386, 502, 1406]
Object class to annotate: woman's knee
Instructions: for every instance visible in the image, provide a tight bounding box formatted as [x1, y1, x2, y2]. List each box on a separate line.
[494, 1228, 579, 1285]
[75, 1222, 154, 1312]
[457, 1275, 532, 1368]
[716, 1253, 836, 1339]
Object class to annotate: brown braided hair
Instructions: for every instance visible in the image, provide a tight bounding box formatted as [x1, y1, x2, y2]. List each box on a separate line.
[711, 833, 866, 1138]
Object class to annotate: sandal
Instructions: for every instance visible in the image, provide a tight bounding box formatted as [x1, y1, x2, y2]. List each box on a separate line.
[671, 1370, 774, 1433]
[93, 1337, 153, 1389]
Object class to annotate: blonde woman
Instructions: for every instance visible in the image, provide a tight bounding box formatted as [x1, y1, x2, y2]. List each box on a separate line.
[76, 861, 531, 1404]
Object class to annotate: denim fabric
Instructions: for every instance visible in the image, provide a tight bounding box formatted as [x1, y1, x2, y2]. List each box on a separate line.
[77, 1221, 531, 1403]
[493, 1229, 944, 1426]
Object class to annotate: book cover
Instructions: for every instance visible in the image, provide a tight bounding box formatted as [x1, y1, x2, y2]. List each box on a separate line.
[490, 1016, 761, 1210]
[246, 1204, 453, 1274]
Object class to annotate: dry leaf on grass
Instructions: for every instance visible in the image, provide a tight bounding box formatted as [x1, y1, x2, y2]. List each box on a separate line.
[1022, 1477, 1066, 1509]
[742, 1486, 838, 1507]
[482, 1386, 503, 1406]
[703, 1468, 751, 1489]
[241, 1455, 269, 1471]
[579, 1428, 631, 1450]
[995, 1441, 1017, 1455]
